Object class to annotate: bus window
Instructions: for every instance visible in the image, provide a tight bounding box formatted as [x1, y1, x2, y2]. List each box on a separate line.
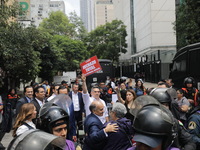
[172, 61, 177, 71]
[180, 60, 186, 71]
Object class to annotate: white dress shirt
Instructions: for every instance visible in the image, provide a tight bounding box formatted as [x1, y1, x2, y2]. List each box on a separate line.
[35, 98, 43, 107]
[72, 91, 80, 111]
[82, 92, 108, 124]
[16, 121, 36, 136]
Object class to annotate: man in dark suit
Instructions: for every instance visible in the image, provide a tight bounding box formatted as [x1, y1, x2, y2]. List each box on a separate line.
[83, 101, 118, 150]
[69, 84, 84, 130]
[31, 86, 46, 127]
[58, 86, 77, 142]
[16, 86, 33, 115]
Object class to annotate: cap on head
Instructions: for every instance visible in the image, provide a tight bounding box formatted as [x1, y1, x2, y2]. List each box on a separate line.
[137, 78, 143, 84]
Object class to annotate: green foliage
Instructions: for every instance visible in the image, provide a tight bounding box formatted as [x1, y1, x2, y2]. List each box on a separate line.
[85, 20, 127, 62]
[50, 35, 88, 70]
[39, 34, 88, 82]
[39, 11, 75, 37]
[68, 11, 88, 40]
[38, 11, 88, 81]
[175, 0, 200, 49]
[0, 23, 43, 86]
[0, 0, 24, 27]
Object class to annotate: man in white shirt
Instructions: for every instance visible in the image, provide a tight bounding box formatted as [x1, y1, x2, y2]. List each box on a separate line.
[82, 74, 109, 123]
[69, 84, 84, 129]
[31, 86, 46, 128]
[47, 84, 59, 101]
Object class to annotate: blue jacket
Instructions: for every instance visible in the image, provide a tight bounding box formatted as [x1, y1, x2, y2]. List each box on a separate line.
[83, 113, 106, 150]
[67, 103, 76, 140]
[187, 111, 200, 149]
[103, 117, 133, 150]
[133, 87, 144, 97]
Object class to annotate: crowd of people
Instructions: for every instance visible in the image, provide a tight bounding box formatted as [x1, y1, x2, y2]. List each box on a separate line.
[0, 75, 200, 150]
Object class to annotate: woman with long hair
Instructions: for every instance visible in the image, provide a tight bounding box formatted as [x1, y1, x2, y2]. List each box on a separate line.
[13, 103, 37, 137]
[134, 79, 147, 97]
[115, 87, 137, 123]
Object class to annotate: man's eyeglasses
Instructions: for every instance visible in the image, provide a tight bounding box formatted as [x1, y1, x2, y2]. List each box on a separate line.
[94, 91, 100, 93]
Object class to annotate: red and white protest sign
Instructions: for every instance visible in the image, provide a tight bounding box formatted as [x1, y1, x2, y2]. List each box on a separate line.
[80, 56, 102, 76]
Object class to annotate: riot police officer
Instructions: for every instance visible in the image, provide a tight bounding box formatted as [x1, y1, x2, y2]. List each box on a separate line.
[7, 129, 66, 150]
[187, 105, 200, 149]
[129, 104, 177, 150]
[182, 77, 198, 107]
[150, 88, 196, 150]
[39, 104, 75, 150]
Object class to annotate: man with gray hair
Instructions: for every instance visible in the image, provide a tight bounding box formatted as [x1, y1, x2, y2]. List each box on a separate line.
[102, 102, 133, 150]
[83, 100, 118, 150]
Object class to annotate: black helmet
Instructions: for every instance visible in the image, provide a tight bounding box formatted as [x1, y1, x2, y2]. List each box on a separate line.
[39, 105, 69, 133]
[184, 77, 195, 86]
[129, 95, 160, 117]
[133, 104, 176, 149]
[7, 129, 66, 150]
[150, 88, 171, 103]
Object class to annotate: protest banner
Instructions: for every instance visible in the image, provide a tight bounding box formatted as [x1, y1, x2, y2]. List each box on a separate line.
[80, 56, 102, 76]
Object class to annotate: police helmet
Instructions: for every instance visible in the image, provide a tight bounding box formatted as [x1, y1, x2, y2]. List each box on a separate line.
[184, 77, 195, 86]
[129, 95, 160, 117]
[39, 105, 69, 133]
[7, 129, 66, 150]
[133, 104, 176, 149]
[150, 88, 171, 104]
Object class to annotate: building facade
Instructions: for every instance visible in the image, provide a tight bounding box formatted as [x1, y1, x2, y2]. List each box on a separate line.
[18, 0, 65, 27]
[30, 0, 65, 27]
[112, 0, 177, 81]
[112, 0, 135, 65]
[80, 0, 95, 32]
[95, 0, 114, 27]
[133, 0, 176, 82]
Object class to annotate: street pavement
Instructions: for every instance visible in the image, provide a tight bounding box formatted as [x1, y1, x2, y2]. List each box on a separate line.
[1, 81, 158, 149]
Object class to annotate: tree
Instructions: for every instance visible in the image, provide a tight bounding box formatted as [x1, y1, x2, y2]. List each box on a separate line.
[38, 11, 88, 81]
[174, 0, 200, 49]
[0, 0, 22, 27]
[0, 1, 45, 89]
[68, 11, 88, 40]
[0, 23, 44, 88]
[39, 11, 75, 37]
[50, 35, 88, 70]
[85, 20, 127, 62]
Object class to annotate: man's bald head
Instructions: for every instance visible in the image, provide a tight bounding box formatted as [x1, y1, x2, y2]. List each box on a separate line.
[89, 100, 104, 116]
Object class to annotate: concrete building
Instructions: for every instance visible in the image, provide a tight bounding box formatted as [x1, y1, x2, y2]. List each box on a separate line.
[112, 0, 135, 66]
[30, 0, 65, 27]
[80, 0, 95, 32]
[132, 0, 176, 82]
[95, 0, 114, 27]
[18, 0, 65, 27]
[112, 0, 176, 82]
